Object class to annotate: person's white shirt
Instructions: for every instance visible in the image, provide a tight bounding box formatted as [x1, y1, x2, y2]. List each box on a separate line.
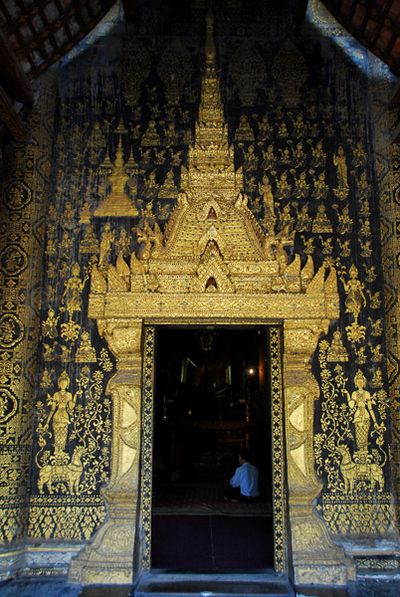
[230, 461, 260, 497]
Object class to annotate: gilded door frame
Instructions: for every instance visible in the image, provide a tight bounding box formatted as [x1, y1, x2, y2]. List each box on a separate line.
[70, 311, 354, 585]
[139, 322, 288, 575]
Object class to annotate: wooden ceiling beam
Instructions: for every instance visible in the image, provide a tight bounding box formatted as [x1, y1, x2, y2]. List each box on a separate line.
[0, 28, 32, 104]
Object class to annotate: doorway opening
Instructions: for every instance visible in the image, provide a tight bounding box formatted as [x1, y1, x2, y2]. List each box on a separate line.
[151, 325, 274, 571]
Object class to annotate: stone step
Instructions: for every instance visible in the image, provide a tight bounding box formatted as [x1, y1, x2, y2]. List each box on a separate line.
[133, 571, 295, 597]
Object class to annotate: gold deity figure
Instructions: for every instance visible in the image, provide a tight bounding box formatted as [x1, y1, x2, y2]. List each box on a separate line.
[344, 370, 382, 456]
[41, 308, 59, 340]
[295, 204, 312, 232]
[310, 141, 325, 170]
[276, 172, 291, 200]
[260, 143, 275, 170]
[342, 264, 366, 324]
[235, 114, 254, 142]
[294, 171, 309, 199]
[44, 371, 77, 460]
[327, 329, 348, 362]
[259, 175, 274, 221]
[75, 330, 97, 363]
[333, 145, 349, 190]
[312, 172, 328, 200]
[335, 205, 353, 235]
[243, 144, 258, 169]
[142, 120, 160, 146]
[159, 170, 178, 198]
[99, 223, 115, 266]
[312, 204, 332, 233]
[292, 142, 306, 169]
[62, 263, 87, 320]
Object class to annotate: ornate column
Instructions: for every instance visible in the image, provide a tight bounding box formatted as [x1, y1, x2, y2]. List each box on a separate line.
[69, 318, 142, 584]
[283, 318, 355, 585]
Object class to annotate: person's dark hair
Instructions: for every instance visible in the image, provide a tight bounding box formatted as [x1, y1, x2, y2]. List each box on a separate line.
[239, 449, 252, 463]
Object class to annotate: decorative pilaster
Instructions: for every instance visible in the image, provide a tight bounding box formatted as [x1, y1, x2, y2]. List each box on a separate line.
[69, 319, 142, 584]
[283, 319, 355, 585]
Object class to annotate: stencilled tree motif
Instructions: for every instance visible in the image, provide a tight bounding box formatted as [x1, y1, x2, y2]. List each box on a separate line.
[35, 367, 111, 496]
[315, 340, 388, 496]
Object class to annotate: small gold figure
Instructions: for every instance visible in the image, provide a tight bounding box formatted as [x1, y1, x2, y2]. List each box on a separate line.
[277, 122, 288, 138]
[369, 318, 383, 336]
[321, 237, 333, 255]
[368, 291, 381, 310]
[235, 115, 254, 142]
[338, 239, 351, 257]
[146, 171, 159, 197]
[60, 344, 71, 362]
[357, 171, 370, 198]
[295, 204, 312, 232]
[294, 171, 309, 199]
[41, 308, 59, 340]
[142, 120, 160, 146]
[260, 144, 275, 170]
[43, 343, 56, 361]
[327, 329, 348, 362]
[99, 223, 115, 266]
[278, 147, 291, 166]
[371, 368, 383, 388]
[292, 142, 306, 169]
[159, 171, 178, 199]
[360, 240, 372, 258]
[342, 264, 366, 324]
[371, 344, 383, 363]
[365, 266, 377, 283]
[62, 263, 88, 320]
[277, 204, 294, 237]
[311, 141, 326, 170]
[257, 115, 272, 139]
[259, 175, 275, 232]
[75, 330, 97, 363]
[355, 346, 367, 365]
[360, 219, 371, 238]
[335, 205, 352, 235]
[293, 114, 307, 138]
[333, 145, 349, 191]
[301, 236, 315, 255]
[80, 223, 99, 255]
[40, 369, 53, 389]
[312, 204, 332, 233]
[312, 172, 328, 200]
[243, 145, 259, 169]
[276, 172, 291, 200]
[115, 228, 131, 257]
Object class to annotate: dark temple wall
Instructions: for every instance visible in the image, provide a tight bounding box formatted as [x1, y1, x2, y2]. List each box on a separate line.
[0, 0, 395, 550]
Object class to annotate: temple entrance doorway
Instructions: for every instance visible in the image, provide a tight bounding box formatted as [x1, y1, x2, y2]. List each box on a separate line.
[151, 325, 275, 571]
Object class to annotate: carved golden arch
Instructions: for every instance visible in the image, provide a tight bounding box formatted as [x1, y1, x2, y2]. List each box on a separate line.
[69, 289, 355, 586]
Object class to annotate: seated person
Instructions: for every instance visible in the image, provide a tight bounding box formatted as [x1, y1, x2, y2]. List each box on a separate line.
[224, 450, 260, 503]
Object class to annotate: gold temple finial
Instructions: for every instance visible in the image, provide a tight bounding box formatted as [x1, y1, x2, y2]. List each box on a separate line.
[205, 5, 215, 64]
[94, 137, 139, 217]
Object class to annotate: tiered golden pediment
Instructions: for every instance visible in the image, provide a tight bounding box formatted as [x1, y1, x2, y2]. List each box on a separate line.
[90, 8, 339, 303]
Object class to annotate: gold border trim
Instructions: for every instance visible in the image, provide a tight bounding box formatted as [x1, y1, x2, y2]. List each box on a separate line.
[140, 322, 288, 574]
[269, 326, 287, 573]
